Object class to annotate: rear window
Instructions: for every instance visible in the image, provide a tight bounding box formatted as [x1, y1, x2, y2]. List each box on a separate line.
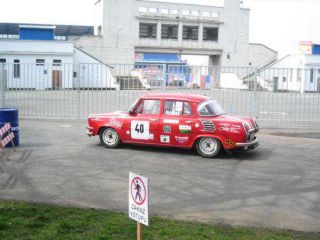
[198, 99, 225, 117]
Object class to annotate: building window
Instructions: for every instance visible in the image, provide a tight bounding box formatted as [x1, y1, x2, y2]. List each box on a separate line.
[13, 59, 20, 78]
[36, 59, 45, 66]
[149, 8, 157, 14]
[139, 23, 157, 38]
[283, 77, 287, 82]
[212, 12, 219, 18]
[161, 8, 169, 14]
[191, 11, 199, 16]
[139, 7, 147, 13]
[203, 27, 218, 41]
[202, 11, 210, 17]
[182, 10, 190, 16]
[0, 59, 6, 63]
[53, 60, 62, 66]
[317, 70, 320, 83]
[161, 24, 178, 40]
[183, 26, 198, 40]
[170, 9, 179, 15]
[310, 69, 314, 83]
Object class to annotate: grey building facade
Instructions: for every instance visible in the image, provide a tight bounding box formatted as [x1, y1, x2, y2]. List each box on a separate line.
[74, 0, 276, 67]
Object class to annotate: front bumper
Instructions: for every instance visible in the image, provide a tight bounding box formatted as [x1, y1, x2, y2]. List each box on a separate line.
[235, 138, 259, 150]
[87, 127, 94, 137]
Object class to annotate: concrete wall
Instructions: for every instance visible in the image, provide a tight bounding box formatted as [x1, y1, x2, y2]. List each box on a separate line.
[73, 47, 118, 89]
[248, 43, 278, 67]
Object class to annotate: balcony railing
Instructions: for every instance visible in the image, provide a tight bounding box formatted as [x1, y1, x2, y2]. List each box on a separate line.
[137, 38, 219, 49]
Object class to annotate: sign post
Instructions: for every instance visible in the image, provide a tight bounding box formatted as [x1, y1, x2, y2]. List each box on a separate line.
[129, 172, 149, 240]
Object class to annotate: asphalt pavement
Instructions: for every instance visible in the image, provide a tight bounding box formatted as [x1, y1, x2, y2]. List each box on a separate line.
[0, 119, 320, 232]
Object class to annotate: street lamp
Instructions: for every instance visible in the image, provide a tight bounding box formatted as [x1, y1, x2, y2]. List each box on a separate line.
[116, 26, 123, 48]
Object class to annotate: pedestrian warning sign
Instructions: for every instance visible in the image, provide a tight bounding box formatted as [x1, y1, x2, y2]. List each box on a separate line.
[129, 172, 149, 226]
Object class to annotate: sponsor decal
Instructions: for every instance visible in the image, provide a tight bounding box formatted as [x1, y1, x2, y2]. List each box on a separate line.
[149, 134, 154, 140]
[109, 119, 123, 129]
[195, 123, 200, 128]
[163, 125, 172, 133]
[219, 123, 230, 131]
[229, 125, 241, 133]
[163, 119, 179, 124]
[126, 131, 130, 135]
[160, 135, 170, 143]
[175, 136, 189, 144]
[225, 139, 236, 146]
[175, 102, 183, 112]
[179, 125, 192, 134]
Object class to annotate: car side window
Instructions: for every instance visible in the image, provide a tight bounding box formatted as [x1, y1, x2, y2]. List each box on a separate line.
[183, 102, 193, 116]
[135, 100, 160, 115]
[164, 101, 193, 116]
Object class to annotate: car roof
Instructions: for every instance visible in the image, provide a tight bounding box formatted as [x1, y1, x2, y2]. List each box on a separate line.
[141, 93, 211, 103]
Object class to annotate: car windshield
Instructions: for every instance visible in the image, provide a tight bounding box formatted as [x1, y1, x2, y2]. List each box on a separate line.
[197, 99, 225, 117]
[128, 98, 140, 112]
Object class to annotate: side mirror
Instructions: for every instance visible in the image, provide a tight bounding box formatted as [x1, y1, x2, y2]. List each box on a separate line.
[128, 110, 135, 115]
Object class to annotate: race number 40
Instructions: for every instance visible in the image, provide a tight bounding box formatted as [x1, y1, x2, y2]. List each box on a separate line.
[131, 121, 150, 140]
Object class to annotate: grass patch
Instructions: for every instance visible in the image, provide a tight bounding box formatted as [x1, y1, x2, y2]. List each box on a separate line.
[0, 200, 319, 240]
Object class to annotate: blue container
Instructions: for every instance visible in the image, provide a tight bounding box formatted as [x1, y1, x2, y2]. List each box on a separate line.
[0, 108, 19, 147]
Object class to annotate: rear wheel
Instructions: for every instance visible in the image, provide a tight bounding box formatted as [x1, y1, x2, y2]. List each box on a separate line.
[100, 128, 120, 148]
[196, 137, 221, 158]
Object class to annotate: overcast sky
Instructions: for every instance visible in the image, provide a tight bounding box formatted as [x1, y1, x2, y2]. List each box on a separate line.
[1, 0, 320, 56]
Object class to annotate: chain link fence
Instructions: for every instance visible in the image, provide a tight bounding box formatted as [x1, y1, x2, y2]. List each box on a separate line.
[0, 63, 319, 128]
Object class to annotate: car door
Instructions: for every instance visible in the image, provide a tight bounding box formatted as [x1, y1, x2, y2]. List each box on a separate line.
[123, 99, 161, 144]
[159, 100, 194, 146]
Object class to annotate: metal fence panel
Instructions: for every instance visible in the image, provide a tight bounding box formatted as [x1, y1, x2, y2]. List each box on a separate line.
[1, 63, 320, 128]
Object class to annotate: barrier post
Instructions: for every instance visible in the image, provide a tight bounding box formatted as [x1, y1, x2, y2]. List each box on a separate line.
[0, 63, 5, 108]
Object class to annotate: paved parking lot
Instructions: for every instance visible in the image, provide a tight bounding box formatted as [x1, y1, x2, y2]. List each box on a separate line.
[0, 119, 320, 232]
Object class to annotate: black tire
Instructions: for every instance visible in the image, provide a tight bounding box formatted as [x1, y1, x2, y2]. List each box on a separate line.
[196, 137, 221, 158]
[99, 128, 120, 148]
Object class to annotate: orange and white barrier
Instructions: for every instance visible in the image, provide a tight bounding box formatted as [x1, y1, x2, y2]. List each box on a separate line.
[0, 123, 16, 172]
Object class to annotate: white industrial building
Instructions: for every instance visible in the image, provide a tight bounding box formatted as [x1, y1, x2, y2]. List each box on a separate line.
[259, 42, 320, 93]
[0, 24, 117, 90]
[74, 0, 277, 68]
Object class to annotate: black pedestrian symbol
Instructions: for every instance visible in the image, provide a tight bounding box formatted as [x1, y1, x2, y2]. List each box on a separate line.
[135, 180, 142, 201]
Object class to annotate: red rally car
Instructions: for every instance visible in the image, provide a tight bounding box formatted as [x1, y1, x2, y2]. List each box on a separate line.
[87, 93, 259, 158]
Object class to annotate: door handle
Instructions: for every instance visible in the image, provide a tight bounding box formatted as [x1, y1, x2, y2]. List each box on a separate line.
[150, 119, 158, 122]
[185, 120, 193, 124]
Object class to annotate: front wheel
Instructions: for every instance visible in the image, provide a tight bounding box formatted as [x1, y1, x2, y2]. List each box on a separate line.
[100, 128, 120, 148]
[196, 137, 221, 158]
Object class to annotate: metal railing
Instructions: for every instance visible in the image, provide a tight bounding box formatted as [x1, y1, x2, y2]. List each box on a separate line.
[0, 63, 319, 128]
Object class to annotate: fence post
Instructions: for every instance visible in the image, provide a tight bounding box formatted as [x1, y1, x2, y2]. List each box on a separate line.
[0, 64, 5, 108]
[252, 67, 259, 120]
[162, 64, 167, 91]
[77, 63, 81, 120]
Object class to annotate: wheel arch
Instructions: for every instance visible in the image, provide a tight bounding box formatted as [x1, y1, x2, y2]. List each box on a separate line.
[98, 125, 121, 139]
[192, 134, 225, 149]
